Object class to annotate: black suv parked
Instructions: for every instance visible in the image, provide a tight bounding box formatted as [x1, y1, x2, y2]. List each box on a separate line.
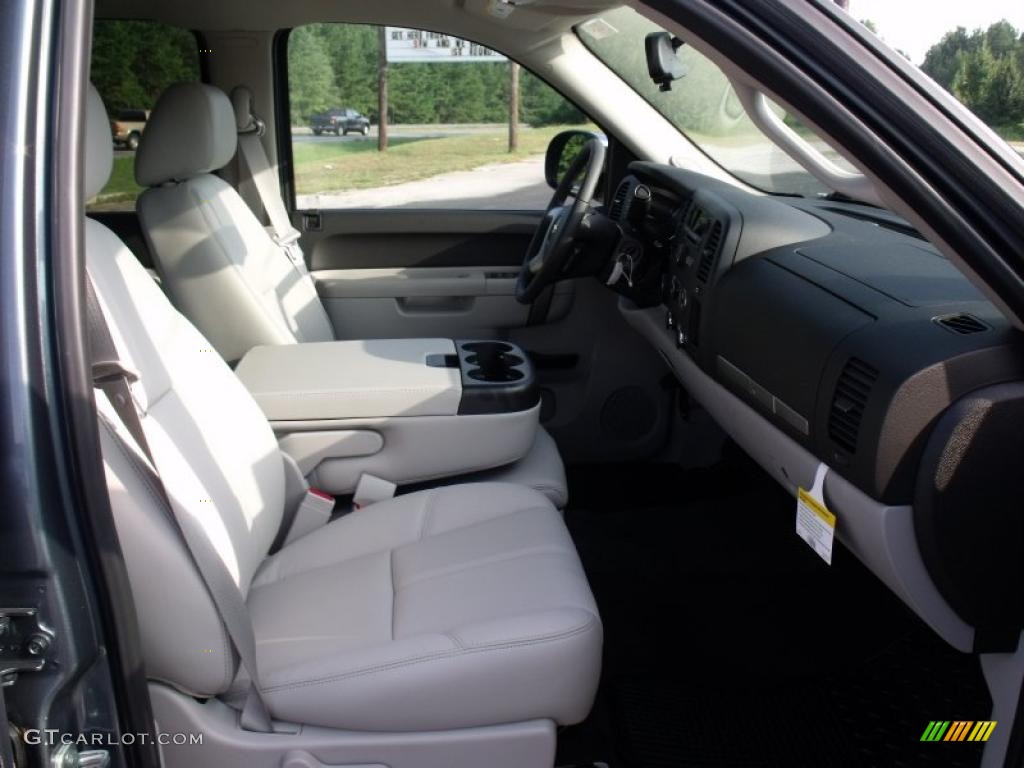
[310, 107, 370, 136]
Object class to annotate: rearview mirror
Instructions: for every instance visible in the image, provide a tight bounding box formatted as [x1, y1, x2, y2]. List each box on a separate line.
[645, 31, 686, 91]
[545, 130, 604, 190]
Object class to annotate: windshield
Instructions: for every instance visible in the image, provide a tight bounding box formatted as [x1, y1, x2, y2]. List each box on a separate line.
[577, 7, 857, 197]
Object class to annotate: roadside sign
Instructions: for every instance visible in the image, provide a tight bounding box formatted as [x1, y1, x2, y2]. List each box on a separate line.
[384, 27, 507, 63]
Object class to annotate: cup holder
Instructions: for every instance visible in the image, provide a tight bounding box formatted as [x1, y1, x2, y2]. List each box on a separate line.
[461, 341, 527, 384]
[462, 341, 514, 354]
[468, 368, 524, 382]
[465, 353, 524, 368]
[456, 339, 537, 414]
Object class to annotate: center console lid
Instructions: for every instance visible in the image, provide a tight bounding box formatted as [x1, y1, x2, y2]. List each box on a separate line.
[236, 339, 538, 421]
[236, 338, 463, 421]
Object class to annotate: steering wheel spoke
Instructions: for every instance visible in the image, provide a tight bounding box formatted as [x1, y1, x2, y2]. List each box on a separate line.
[515, 138, 606, 305]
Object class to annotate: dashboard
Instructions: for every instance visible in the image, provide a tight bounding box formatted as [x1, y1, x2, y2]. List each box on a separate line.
[606, 161, 1024, 654]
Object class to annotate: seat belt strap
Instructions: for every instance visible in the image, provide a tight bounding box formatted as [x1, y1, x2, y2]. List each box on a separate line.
[235, 127, 308, 275]
[86, 279, 152, 464]
[86, 277, 274, 733]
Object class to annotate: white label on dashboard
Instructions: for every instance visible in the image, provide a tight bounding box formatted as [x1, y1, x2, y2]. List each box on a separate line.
[796, 463, 836, 565]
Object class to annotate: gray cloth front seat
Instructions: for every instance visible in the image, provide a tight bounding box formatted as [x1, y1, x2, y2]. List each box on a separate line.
[86, 83, 600, 743]
[134, 82, 567, 507]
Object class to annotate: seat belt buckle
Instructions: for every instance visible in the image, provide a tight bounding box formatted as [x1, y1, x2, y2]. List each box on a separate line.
[353, 474, 397, 510]
[272, 229, 306, 268]
[283, 488, 335, 546]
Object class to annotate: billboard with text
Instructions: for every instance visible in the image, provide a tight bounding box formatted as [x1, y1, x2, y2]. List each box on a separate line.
[384, 27, 507, 63]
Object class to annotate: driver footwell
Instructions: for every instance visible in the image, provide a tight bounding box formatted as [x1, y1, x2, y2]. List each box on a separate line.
[556, 448, 990, 768]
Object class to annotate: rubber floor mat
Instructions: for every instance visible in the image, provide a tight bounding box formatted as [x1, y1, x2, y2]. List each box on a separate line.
[609, 627, 989, 768]
[559, 458, 992, 768]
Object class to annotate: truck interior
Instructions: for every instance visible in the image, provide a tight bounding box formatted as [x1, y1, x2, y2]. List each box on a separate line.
[13, 0, 1024, 767]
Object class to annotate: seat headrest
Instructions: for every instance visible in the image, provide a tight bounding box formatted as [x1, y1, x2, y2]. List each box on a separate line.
[86, 83, 114, 200]
[230, 85, 259, 133]
[135, 83, 237, 187]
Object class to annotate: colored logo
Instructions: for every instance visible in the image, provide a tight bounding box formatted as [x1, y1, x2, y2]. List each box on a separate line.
[921, 721, 996, 742]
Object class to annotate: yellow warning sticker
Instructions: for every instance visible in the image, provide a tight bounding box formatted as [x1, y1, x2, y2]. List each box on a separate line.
[797, 487, 836, 564]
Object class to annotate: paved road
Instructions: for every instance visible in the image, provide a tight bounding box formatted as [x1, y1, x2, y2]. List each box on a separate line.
[292, 124, 511, 145]
[299, 156, 552, 211]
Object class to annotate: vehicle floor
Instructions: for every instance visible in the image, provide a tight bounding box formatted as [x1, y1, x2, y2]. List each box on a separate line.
[556, 445, 991, 768]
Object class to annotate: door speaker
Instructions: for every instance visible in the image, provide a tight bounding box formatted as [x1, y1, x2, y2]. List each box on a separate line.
[600, 386, 657, 441]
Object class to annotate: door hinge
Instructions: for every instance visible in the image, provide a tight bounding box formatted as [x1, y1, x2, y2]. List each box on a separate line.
[0, 608, 54, 688]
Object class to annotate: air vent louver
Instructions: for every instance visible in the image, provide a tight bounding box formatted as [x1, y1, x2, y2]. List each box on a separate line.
[828, 358, 878, 454]
[696, 221, 723, 283]
[934, 313, 988, 335]
[609, 180, 631, 221]
[686, 203, 701, 229]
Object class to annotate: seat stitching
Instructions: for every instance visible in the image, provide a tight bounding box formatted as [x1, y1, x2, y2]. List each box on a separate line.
[262, 615, 599, 693]
[388, 548, 395, 642]
[395, 546, 575, 590]
[258, 502, 561, 588]
[417, 490, 436, 540]
[527, 483, 565, 496]
[407, 503, 556, 546]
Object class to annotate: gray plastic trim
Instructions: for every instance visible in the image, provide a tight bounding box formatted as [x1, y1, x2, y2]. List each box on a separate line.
[730, 81, 881, 206]
[620, 299, 974, 651]
[271, 406, 541, 495]
[149, 683, 556, 768]
[980, 632, 1024, 768]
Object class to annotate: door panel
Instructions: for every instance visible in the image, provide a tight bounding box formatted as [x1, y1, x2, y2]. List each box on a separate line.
[302, 209, 573, 340]
[315, 266, 574, 340]
[304, 210, 541, 270]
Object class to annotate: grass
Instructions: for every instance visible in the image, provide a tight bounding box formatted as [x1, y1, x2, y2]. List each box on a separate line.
[94, 155, 144, 205]
[91, 123, 578, 206]
[995, 123, 1024, 143]
[292, 124, 570, 196]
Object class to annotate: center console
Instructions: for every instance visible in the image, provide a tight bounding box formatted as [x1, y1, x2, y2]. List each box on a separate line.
[234, 338, 540, 494]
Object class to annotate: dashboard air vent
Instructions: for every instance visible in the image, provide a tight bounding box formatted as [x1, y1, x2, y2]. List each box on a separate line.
[828, 358, 878, 454]
[696, 221, 723, 283]
[686, 202, 702, 229]
[609, 180, 631, 222]
[934, 313, 988, 335]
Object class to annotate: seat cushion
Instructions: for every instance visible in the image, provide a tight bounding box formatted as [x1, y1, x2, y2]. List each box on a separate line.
[248, 482, 601, 731]
[454, 426, 568, 508]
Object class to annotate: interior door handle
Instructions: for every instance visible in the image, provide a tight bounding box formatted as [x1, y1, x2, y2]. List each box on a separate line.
[396, 296, 475, 314]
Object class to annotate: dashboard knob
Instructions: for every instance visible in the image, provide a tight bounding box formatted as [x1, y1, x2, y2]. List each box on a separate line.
[677, 287, 689, 309]
[666, 310, 675, 329]
[676, 327, 687, 348]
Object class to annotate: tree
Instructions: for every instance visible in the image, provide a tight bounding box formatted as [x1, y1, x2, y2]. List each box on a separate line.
[923, 27, 975, 88]
[285, 23, 586, 127]
[983, 56, 1024, 123]
[91, 20, 199, 112]
[986, 20, 1018, 59]
[923, 20, 1024, 130]
[288, 27, 338, 124]
[521, 70, 584, 126]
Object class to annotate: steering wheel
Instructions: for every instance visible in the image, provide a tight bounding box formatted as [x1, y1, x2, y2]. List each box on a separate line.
[515, 138, 606, 304]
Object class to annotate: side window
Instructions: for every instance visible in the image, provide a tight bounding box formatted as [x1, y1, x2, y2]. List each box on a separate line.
[287, 23, 593, 211]
[88, 20, 201, 212]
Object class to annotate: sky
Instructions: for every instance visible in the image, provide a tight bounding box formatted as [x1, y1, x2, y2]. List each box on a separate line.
[847, 0, 1024, 64]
